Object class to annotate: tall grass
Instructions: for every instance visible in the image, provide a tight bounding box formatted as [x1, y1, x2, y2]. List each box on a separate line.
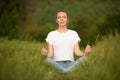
[0, 34, 120, 80]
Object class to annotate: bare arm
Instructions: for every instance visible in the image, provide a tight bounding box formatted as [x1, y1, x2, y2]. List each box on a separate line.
[74, 42, 84, 57]
[74, 42, 91, 57]
[47, 43, 54, 58]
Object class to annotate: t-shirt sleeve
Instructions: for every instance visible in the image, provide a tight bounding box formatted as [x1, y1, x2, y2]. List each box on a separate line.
[45, 32, 54, 45]
[73, 31, 81, 44]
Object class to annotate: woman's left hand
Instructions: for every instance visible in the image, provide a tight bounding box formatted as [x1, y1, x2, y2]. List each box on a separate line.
[85, 44, 91, 53]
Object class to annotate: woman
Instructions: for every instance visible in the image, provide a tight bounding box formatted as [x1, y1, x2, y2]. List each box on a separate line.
[41, 10, 91, 73]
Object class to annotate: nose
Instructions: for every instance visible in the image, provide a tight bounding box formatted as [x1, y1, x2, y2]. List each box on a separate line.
[60, 18, 63, 21]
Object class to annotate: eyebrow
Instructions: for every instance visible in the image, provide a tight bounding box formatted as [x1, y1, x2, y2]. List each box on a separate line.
[57, 15, 67, 18]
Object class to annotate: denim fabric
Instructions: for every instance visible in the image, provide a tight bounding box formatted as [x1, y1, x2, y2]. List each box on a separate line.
[46, 57, 84, 73]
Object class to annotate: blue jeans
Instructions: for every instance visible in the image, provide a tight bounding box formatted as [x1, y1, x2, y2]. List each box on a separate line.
[45, 57, 84, 73]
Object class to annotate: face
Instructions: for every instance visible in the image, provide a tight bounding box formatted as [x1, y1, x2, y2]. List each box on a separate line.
[56, 12, 68, 27]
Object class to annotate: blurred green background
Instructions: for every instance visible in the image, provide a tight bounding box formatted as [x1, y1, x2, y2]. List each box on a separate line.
[0, 0, 120, 46]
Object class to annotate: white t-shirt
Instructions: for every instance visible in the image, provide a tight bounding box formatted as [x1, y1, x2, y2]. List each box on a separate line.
[45, 29, 81, 61]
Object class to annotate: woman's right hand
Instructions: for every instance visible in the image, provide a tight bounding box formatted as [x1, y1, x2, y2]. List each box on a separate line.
[41, 48, 48, 57]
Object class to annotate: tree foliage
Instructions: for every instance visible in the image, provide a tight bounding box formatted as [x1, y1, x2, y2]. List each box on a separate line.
[97, 11, 120, 35]
[0, 0, 20, 39]
[0, 0, 120, 45]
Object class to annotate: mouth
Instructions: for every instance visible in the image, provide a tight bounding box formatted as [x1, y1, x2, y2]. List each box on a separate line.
[60, 22, 64, 24]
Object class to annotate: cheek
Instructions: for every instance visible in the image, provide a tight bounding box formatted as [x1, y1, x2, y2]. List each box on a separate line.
[56, 19, 60, 23]
[65, 19, 68, 23]
[56, 20, 59, 24]
[64, 18, 68, 21]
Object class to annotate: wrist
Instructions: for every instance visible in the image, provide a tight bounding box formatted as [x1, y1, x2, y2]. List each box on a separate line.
[79, 52, 84, 57]
[84, 51, 89, 56]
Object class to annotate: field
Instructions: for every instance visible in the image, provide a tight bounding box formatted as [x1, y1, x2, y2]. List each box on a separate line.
[0, 34, 120, 80]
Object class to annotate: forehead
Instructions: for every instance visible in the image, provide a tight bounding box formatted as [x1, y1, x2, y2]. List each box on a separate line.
[57, 12, 67, 16]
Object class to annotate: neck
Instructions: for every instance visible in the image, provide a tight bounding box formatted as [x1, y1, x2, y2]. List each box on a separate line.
[58, 26, 68, 33]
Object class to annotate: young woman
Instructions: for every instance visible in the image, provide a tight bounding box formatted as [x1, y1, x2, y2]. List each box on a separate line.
[41, 10, 91, 73]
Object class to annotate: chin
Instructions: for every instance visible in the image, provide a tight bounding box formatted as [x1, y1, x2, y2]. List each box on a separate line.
[60, 24, 66, 27]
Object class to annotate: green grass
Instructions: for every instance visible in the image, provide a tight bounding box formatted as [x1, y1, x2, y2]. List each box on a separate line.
[0, 34, 120, 80]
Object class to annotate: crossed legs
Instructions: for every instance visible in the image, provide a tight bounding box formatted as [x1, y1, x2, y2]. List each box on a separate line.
[41, 48, 90, 73]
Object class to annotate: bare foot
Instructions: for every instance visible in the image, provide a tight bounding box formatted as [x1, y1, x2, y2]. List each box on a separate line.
[41, 48, 48, 57]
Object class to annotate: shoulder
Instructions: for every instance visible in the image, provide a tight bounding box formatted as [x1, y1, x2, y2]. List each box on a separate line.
[68, 29, 80, 38]
[48, 30, 57, 33]
[48, 30, 57, 35]
[68, 29, 78, 34]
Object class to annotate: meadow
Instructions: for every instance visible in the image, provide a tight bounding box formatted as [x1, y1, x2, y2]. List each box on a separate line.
[0, 34, 120, 80]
